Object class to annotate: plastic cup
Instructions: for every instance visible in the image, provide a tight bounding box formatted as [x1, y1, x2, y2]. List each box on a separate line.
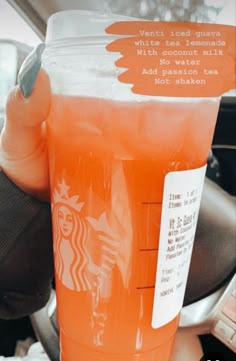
[43, 10, 221, 361]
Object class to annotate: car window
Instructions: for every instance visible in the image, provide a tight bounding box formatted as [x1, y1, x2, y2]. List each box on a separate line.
[0, 0, 40, 46]
[103, 0, 235, 24]
[0, 1, 40, 126]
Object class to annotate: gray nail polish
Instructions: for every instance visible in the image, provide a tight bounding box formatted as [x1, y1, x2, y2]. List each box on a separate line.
[18, 43, 45, 98]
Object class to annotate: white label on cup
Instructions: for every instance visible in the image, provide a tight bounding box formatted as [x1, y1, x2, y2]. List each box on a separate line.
[152, 165, 207, 329]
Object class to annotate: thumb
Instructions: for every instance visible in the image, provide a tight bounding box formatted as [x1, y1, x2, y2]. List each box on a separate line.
[3, 68, 51, 157]
[0, 44, 51, 199]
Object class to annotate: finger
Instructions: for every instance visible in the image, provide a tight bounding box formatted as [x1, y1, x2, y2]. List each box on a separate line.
[6, 67, 51, 128]
[1, 68, 51, 159]
[0, 62, 51, 199]
[18, 42, 45, 99]
[6, 42, 50, 129]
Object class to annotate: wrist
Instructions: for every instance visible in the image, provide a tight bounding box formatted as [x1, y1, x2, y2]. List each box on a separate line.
[0, 168, 50, 203]
[0, 166, 50, 202]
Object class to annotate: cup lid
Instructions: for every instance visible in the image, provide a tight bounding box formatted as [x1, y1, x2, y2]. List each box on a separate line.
[46, 10, 137, 42]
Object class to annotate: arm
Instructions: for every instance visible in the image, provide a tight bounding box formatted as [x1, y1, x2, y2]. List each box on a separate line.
[0, 170, 53, 319]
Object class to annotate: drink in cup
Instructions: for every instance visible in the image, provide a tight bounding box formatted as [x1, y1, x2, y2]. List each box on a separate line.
[43, 10, 223, 361]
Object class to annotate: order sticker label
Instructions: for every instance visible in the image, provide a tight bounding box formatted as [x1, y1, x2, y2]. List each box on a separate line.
[152, 165, 207, 329]
[106, 22, 236, 97]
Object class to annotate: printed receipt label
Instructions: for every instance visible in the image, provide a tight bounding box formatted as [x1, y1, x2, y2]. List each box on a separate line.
[106, 22, 236, 97]
[151, 165, 207, 329]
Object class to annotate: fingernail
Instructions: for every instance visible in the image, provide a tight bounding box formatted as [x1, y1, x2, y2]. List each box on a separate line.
[18, 43, 45, 98]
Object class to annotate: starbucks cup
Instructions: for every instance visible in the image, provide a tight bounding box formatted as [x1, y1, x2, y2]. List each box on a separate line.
[42, 10, 222, 361]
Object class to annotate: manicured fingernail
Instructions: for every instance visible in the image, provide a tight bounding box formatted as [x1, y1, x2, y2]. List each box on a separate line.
[18, 43, 45, 98]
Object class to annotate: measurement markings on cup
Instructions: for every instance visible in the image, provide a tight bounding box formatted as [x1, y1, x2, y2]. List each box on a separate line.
[141, 201, 162, 205]
[136, 200, 162, 290]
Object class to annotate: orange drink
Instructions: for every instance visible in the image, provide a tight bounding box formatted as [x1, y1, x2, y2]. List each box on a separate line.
[46, 95, 220, 360]
[44, 9, 235, 361]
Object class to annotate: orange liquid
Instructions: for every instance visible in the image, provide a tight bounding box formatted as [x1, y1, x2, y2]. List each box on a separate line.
[46, 95, 219, 361]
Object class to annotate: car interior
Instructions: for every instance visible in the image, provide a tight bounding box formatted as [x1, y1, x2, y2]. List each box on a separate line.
[0, 0, 235, 360]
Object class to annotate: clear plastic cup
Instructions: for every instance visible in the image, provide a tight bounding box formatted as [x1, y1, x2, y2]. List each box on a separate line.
[43, 10, 220, 361]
